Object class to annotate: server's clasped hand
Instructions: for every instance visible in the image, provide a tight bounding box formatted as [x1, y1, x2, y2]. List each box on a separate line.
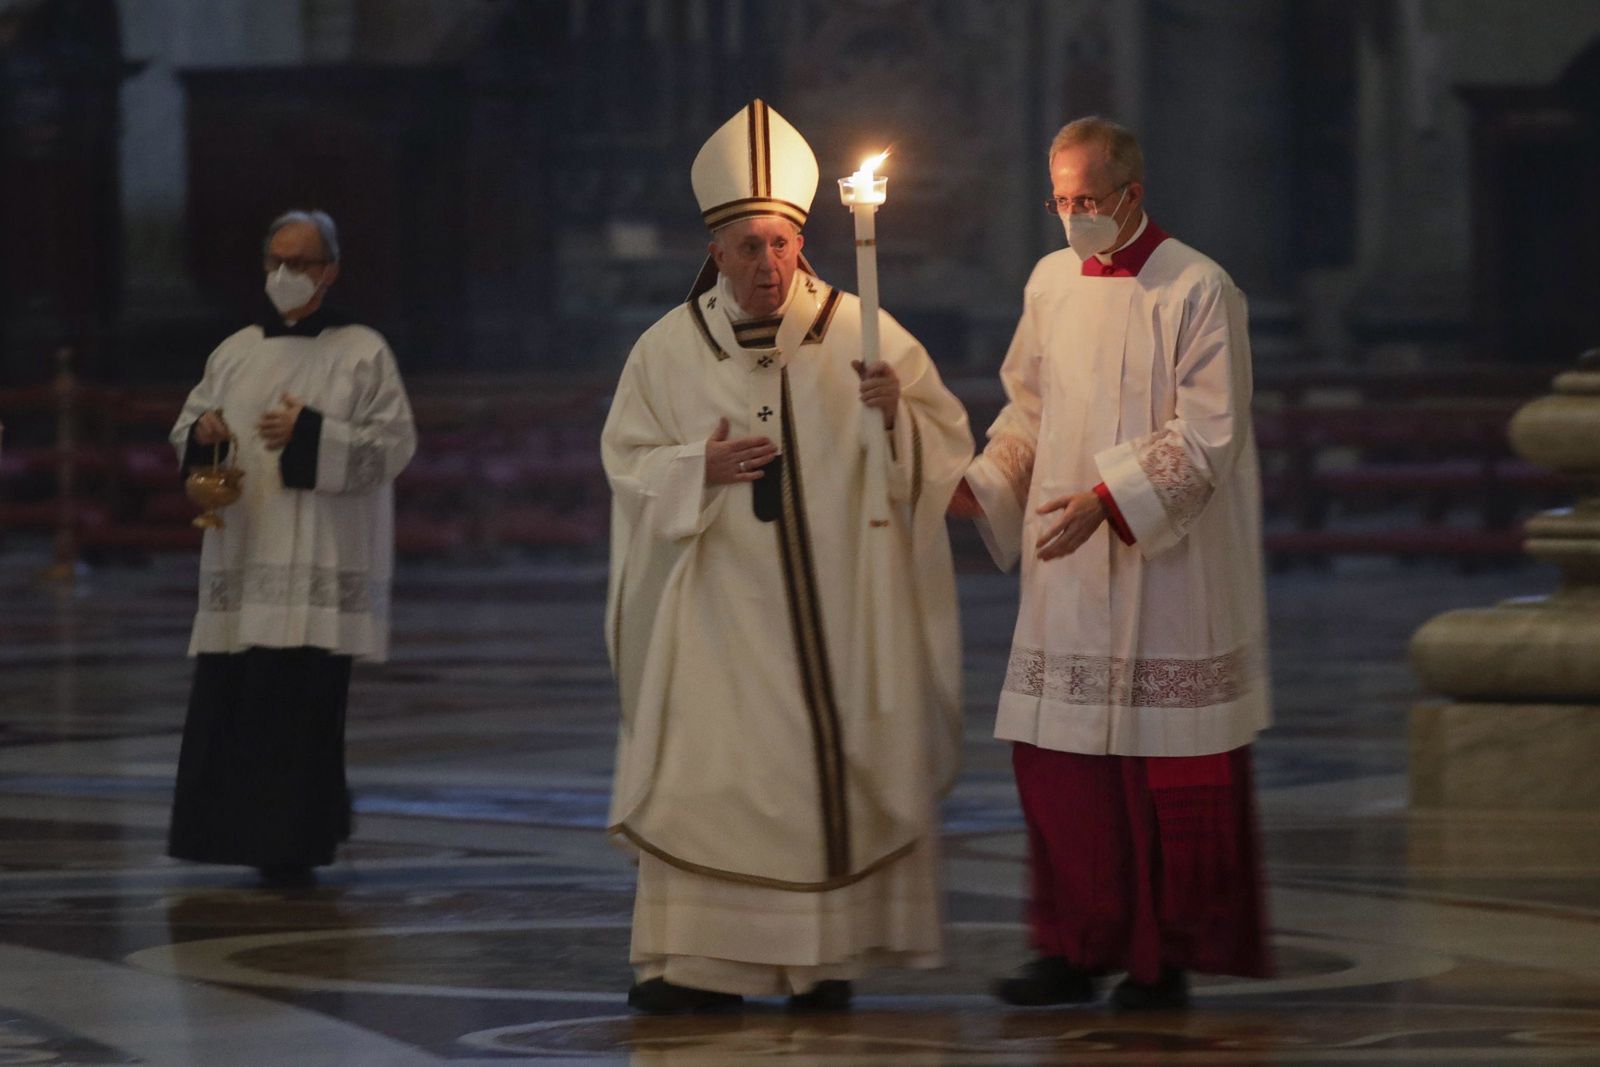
[1035, 489, 1108, 560]
[257, 393, 305, 451]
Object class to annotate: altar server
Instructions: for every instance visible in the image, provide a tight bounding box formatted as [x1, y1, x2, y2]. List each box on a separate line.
[168, 210, 415, 887]
[953, 116, 1272, 1010]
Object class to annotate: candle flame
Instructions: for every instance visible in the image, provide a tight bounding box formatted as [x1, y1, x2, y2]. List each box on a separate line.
[856, 149, 890, 179]
[839, 147, 891, 207]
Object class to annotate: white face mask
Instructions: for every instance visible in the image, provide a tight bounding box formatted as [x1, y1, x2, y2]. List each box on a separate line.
[1061, 188, 1129, 261]
[265, 264, 319, 315]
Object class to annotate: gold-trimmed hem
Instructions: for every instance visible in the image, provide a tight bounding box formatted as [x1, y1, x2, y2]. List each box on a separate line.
[610, 576, 624, 685]
[611, 823, 917, 893]
[686, 298, 731, 362]
[776, 370, 851, 878]
[909, 407, 924, 513]
[804, 289, 842, 345]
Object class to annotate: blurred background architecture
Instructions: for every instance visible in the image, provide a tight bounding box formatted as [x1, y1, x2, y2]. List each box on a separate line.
[0, 0, 1597, 383]
[2, 0, 1598, 564]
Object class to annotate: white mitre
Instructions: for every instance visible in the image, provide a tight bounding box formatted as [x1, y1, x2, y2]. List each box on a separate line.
[691, 99, 819, 233]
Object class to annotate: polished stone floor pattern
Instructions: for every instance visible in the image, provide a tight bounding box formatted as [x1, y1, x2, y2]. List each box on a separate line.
[1, 545, 1597, 1065]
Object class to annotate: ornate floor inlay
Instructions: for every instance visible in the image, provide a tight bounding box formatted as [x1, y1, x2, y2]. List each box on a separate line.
[1, 551, 1595, 1065]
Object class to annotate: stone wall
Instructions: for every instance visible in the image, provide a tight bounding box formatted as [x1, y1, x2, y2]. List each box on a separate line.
[97, 0, 1600, 379]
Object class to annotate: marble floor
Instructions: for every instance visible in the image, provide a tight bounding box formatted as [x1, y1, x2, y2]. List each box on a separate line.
[1, 542, 1597, 1065]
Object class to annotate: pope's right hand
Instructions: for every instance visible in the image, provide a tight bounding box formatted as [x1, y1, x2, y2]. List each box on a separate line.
[195, 409, 232, 446]
[704, 417, 777, 486]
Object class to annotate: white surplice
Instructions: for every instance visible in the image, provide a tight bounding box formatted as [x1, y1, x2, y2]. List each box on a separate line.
[966, 227, 1271, 758]
[602, 271, 972, 988]
[171, 320, 416, 661]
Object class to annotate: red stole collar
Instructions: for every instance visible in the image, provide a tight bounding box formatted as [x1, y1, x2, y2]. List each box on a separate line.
[1081, 218, 1170, 278]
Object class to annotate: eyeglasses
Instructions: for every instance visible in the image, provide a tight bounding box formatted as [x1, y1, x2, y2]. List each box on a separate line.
[263, 255, 331, 273]
[1043, 183, 1129, 216]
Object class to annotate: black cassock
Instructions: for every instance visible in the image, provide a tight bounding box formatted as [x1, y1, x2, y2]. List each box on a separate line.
[167, 646, 353, 867]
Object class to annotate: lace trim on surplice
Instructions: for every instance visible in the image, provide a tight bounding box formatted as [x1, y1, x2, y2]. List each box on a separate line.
[1003, 644, 1254, 709]
[201, 565, 376, 614]
[985, 433, 1036, 507]
[1133, 430, 1212, 529]
[345, 440, 387, 493]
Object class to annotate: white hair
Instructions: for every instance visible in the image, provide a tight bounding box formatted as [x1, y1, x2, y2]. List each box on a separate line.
[264, 209, 341, 262]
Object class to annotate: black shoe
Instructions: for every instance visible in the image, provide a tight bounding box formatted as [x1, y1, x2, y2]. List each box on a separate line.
[786, 979, 852, 1013]
[1111, 968, 1189, 1011]
[992, 956, 1097, 1006]
[256, 864, 316, 889]
[627, 978, 744, 1015]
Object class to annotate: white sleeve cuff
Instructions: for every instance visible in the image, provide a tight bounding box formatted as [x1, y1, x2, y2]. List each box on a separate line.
[649, 439, 722, 541]
[966, 454, 1023, 572]
[1095, 441, 1181, 558]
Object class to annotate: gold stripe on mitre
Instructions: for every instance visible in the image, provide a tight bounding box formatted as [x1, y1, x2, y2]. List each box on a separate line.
[702, 197, 809, 232]
[748, 97, 771, 197]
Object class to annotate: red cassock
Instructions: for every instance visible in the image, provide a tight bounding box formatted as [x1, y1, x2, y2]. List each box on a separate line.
[1012, 742, 1270, 982]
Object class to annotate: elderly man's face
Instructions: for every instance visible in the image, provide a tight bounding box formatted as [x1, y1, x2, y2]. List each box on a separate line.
[709, 218, 803, 318]
[264, 222, 338, 286]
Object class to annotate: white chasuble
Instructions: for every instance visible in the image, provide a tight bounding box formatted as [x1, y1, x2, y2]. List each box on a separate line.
[602, 271, 972, 906]
[966, 230, 1271, 758]
[171, 321, 416, 661]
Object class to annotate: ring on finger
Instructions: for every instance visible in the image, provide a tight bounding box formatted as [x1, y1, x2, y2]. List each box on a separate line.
[738, 460, 745, 472]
